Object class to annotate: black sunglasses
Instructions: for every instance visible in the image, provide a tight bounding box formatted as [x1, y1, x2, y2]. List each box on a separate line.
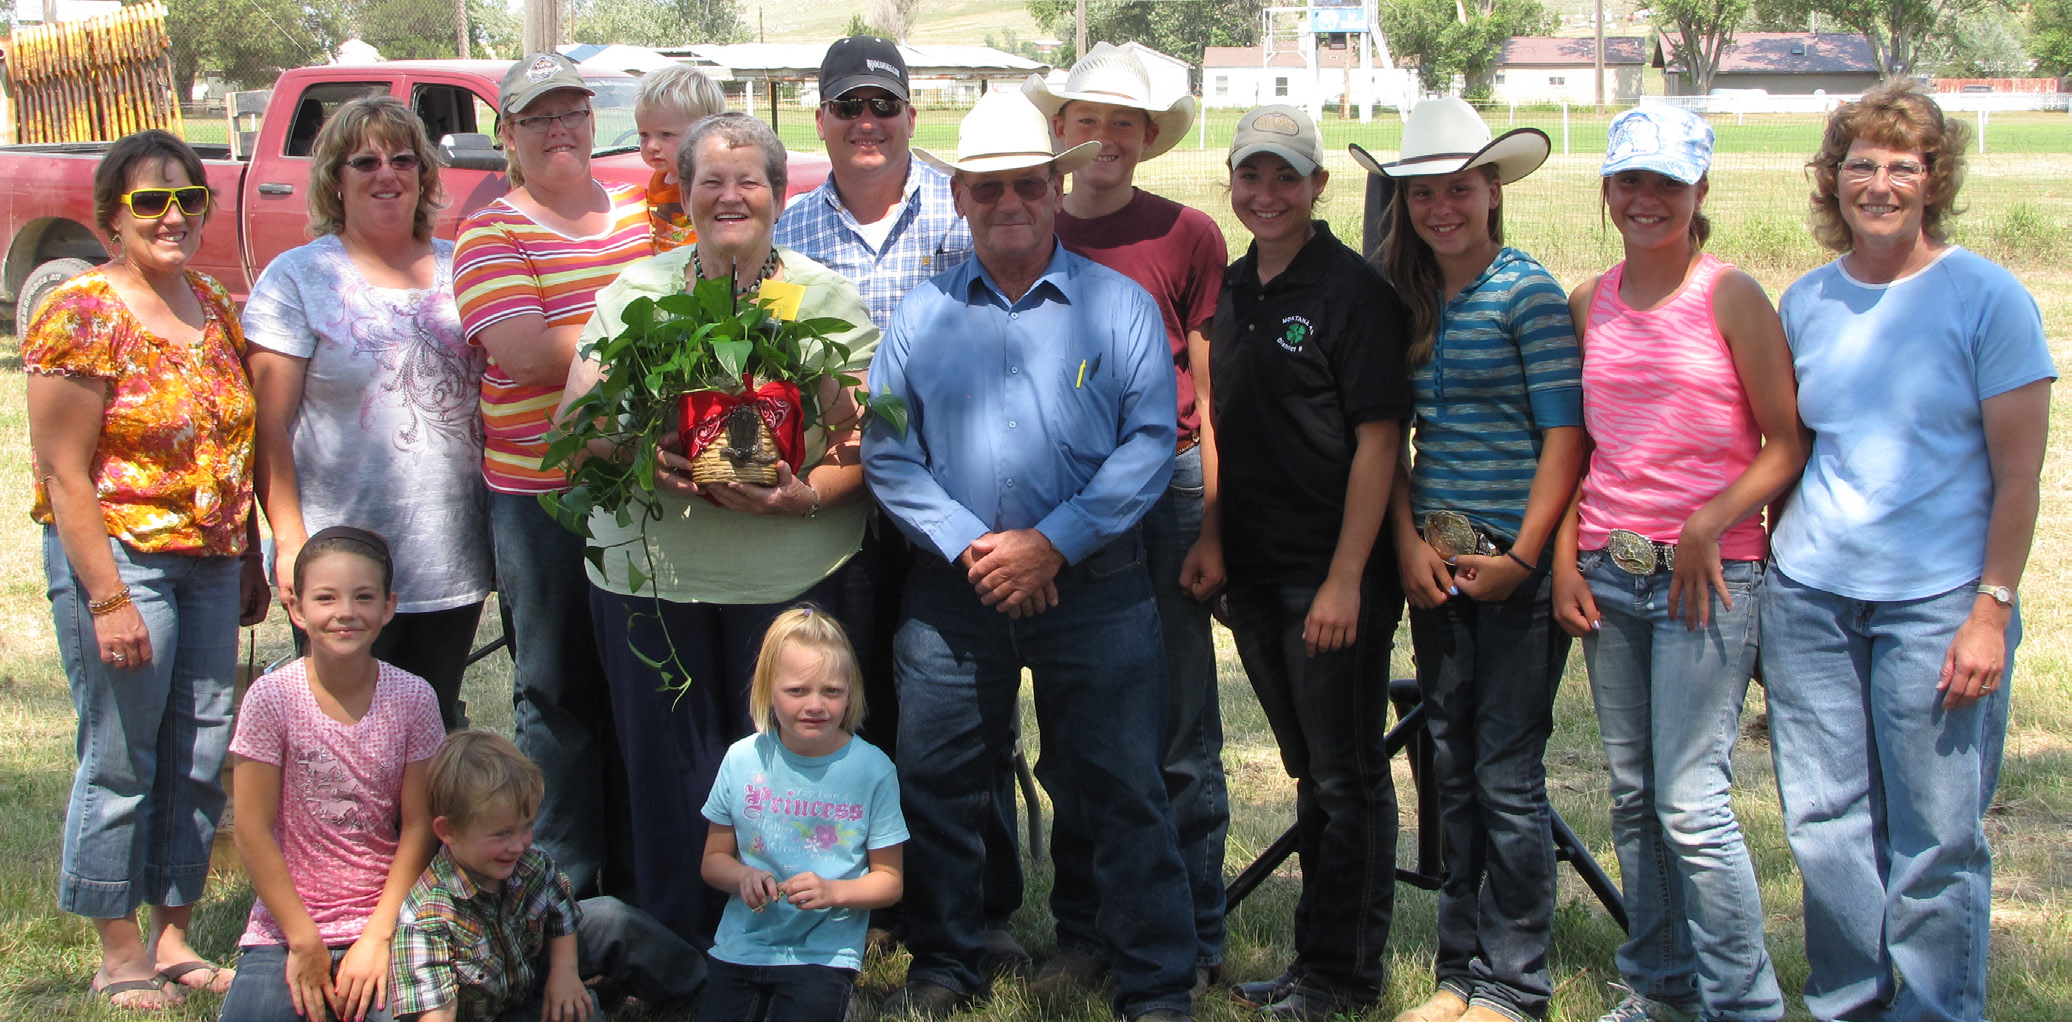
[822, 96, 905, 120]
[344, 152, 422, 174]
[964, 176, 1052, 204]
[119, 185, 212, 219]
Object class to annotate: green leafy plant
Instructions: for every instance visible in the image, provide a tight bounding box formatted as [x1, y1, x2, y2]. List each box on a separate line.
[536, 273, 905, 689]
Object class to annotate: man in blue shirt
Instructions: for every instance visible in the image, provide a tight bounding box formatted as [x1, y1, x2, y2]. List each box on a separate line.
[862, 89, 1195, 1022]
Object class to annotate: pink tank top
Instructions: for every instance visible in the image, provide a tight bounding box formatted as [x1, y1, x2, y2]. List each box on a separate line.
[1577, 254, 1767, 561]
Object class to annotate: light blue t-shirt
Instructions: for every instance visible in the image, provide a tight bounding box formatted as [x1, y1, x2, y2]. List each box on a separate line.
[1773, 247, 2055, 601]
[701, 732, 906, 970]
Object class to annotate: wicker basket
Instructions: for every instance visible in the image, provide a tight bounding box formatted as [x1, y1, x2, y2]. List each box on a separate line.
[688, 403, 782, 486]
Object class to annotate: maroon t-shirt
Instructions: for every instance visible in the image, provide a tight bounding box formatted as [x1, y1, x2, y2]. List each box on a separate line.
[1057, 188, 1228, 438]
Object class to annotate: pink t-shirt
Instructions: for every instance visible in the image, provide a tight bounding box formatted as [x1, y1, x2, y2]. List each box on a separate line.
[1577, 254, 1767, 561]
[227, 660, 443, 947]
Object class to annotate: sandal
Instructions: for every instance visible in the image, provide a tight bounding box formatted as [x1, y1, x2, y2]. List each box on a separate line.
[90, 977, 176, 1012]
[156, 959, 234, 994]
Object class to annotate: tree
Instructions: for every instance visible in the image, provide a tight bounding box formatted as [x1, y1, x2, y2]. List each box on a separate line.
[844, 13, 871, 38]
[1750, 0, 1996, 77]
[1026, 0, 1267, 67]
[166, 0, 346, 92]
[869, 0, 919, 40]
[1916, 6, 2027, 76]
[1377, 0, 1550, 98]
[2031, 0, 2072, 77]
[1653, 0, 1748, 94]
[566, 0, 746, 46]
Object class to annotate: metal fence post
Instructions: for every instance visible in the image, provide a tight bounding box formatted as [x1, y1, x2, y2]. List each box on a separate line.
[1562, 100, 1570, 156]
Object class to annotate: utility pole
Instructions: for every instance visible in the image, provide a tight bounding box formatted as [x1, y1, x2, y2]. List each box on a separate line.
[523, 0, 561, 56]
[1593, 0, 1605, 109]
[1075, 0, 1087, 57]
[456, 0, 470, 58]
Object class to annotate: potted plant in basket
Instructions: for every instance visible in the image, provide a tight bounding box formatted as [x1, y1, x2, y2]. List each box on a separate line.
[537, 272, 904, 684]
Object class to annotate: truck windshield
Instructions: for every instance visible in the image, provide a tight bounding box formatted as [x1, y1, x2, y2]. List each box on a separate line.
[586, 77, 642, 155]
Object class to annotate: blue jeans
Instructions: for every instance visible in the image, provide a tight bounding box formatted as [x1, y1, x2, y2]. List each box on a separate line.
[1409, 564, 1569, 1021]
[1050, 445, 1228, 967]
[701, 959, 855, 1022]
[219, 944, 397, 1022]
[1578, 550, 1782, 1021]
[1760, 569, 2013, 1022]
[1225, 573, 1403, 1004]
[894, 535, 1195, 1017]
[591, 570, 850, 948]
[490, 492, 621, 900]
[45, 528, 239, 919]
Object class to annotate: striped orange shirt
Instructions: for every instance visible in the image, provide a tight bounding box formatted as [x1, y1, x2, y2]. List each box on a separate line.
[453, 182, 650, 494]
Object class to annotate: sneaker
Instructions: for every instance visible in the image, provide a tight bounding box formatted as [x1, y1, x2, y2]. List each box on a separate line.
[980, 925, 1033, 978]
[1130, 1010, 1195, 1022]
[878, 979, 972, 1019]
[1393, 989, 1469, 1022]
[1028, 949, 1111, 1010]
[1261, 987, 1368, 1022]
[1230, 970, 1298, 1009]
[1595, 986, 1698, 1022]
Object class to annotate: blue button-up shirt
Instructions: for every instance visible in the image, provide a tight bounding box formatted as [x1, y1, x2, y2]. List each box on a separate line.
[862, 241, 1176, 565]
[775, 156, 973, 329]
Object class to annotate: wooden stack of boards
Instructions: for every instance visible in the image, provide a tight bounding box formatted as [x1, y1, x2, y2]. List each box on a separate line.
[5, 1, 183, 144]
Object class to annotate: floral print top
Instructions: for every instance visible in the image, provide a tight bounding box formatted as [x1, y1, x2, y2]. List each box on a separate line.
[24, 268, 256, 555]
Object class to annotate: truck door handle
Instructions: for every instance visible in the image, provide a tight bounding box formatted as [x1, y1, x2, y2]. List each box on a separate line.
[258, 183, 294, 195]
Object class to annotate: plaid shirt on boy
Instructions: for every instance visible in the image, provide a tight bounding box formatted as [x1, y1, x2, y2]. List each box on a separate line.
[389, 846, 581, 1021]
[775, 156, 972, 329]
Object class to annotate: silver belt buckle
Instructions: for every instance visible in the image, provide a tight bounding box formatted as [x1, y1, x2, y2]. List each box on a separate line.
[1606, 528, 1674, 574]
[1423, 511, 1498, 560]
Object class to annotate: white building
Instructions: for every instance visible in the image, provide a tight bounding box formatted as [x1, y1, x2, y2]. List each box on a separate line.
[1202, 44, 1415, 112]
[1493, 37, 1647, 106]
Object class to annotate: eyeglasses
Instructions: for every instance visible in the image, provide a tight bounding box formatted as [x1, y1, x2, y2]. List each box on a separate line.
[343, 152, 421, 174]
[1837, 157, 1926, 184]
[510, 107, 591, 134]
[822, 96, 905, 120]
[963, 175, 1053, 204]
[119, 185, 211, 219]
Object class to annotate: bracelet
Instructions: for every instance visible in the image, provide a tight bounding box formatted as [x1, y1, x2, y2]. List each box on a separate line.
[87, 586, 133, 617]
[1504, 549, 1536, 572]
[804, 483, 822, 519]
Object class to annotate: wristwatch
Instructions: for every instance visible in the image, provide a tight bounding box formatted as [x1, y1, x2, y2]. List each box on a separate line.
[1976, 583, 2014, 607]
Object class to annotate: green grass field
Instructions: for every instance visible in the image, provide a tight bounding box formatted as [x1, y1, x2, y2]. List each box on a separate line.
[6, 141, 2072, 1018]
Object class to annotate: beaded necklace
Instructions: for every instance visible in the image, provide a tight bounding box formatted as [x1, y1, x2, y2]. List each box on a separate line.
[692, 246, 781, 297]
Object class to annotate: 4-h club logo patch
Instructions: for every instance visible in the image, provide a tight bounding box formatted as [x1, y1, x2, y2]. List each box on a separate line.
[1277, 315, 1314, 353]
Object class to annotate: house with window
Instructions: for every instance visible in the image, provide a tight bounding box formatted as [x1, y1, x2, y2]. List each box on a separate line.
[1493, 36, 1647, 105]
[1200, 43, 1414, 110]
[1653, 32, 1881, 96]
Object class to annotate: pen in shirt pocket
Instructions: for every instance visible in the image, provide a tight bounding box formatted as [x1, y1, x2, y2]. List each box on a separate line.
[1075, 354, 1104, 388]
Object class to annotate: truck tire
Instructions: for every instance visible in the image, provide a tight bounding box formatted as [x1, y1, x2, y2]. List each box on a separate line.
[15, 257, 99, 331]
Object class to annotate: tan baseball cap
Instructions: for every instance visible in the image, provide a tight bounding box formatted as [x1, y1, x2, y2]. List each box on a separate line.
[500, 52, 594, 115]
[1229, 104, 1323, 175]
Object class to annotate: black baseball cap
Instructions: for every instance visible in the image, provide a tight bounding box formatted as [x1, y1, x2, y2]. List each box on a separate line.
[820, 36, 908, 101]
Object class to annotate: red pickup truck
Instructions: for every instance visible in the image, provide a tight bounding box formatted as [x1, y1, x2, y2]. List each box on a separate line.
[0, 59, 830, 327]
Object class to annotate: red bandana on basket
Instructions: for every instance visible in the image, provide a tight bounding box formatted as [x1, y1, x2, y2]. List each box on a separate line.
[678, 375, 806, 506]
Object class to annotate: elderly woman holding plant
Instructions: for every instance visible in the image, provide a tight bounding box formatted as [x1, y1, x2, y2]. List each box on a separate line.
[246, 96, 490, 732]
[1761, 80, 2054, 1022]
[555, 110, 880, 945]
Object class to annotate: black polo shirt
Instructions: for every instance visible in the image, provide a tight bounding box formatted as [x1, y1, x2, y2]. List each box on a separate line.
[1209, 221, 1413, 586]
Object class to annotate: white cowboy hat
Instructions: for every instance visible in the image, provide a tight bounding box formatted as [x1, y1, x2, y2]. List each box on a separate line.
[1020, 42, 1197, 161]
[1349, 97, 1550, 184]
[915, 89, 1100, 176]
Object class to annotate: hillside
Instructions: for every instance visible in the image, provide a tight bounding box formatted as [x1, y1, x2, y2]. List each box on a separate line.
[738, 0, 1048, 45]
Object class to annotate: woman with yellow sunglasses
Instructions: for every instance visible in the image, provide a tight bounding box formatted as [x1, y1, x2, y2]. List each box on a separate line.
[23, 128, 269, 1011]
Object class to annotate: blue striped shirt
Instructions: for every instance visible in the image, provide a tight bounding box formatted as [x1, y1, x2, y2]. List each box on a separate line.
[775, 157, 973, 329]
[1407, 247, 1582, 541]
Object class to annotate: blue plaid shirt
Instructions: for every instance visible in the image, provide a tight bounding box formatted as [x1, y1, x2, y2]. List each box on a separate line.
[775, 157, 972, 329]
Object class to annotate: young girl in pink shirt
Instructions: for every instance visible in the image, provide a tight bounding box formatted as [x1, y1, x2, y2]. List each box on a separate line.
[1552, 106, 1805, 1022]
[221, 527, 443, 1022]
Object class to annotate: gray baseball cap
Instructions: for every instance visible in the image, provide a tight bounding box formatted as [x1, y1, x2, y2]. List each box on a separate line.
[500, 52, 594, 115]
[1229, 104, 1323, 175]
